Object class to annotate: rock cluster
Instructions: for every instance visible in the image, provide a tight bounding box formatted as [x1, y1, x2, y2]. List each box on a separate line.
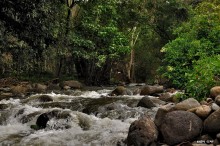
[126, 86, 220, 146]
[0, 77, 83, 100]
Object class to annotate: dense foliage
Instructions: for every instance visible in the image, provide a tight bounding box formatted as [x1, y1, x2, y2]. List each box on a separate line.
[160, 0, 220, 99]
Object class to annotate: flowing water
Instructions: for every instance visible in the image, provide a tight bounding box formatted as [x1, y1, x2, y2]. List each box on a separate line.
[0, 87, 159, 146]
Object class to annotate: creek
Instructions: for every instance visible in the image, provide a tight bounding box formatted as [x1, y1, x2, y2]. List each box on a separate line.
[0, 86, 159, 146]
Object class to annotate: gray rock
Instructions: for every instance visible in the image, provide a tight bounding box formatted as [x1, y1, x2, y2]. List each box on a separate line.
[211, 103, 220, 111]
[154, 103, 175, 128]
[204, 109, 220, 134]
[215, 95, 220, 106]
[137, 96, 157, 108]
[160, 110, 203, 145]
[127, 116, 158, 146]
[175, 98, 200, 111]
[140, 85, 164, 95]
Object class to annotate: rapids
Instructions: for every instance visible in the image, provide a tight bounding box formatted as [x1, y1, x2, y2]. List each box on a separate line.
[0, 87, 158, 146]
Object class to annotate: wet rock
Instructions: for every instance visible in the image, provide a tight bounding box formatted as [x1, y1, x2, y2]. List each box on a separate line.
[204, 109, 220, 134]
[188, 105, 211, 119]
[210, 86, 220, 99]
[213, 139, 220, 145]
[110, 86, 132, 96]
[140, 85, 164, 95]
[37, 95, 53, 102]
[0, 104, 10, 110]
[0, 87, 11, 92]
[20, 111, 41, 123]
[60, 80, 83, 89]
[47, 83, 61, 91]
[36, 113, 49, 129]
[211, 103, 220, 111]
[159, 92, 173, 102]
[154, 103, 175, 128]
[160, 111, 203, 145]
[215, 95, 220, 106]
[175, 98, 200, 111]
[137, 96, 157, 108]
[127, 116, 158, 146]
[0, 92, 14, 100]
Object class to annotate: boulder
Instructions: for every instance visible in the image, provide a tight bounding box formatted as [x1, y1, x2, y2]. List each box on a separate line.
[210, 86, 220, 99]
[211, 103, 220, 111]
[159, 92, 173, 102]
[110, 86, 132, 96]
[137, 96, 166, 108]
[47, 83, 61, 91]
[160, 111, 203, 145]
[37, 95, 53, 102]
[36, 113, 49, 129]
[215, 95, 220, 106]
[154, 103, 175, 128]
[32, 83, 47, 93]
[60, 80, 83, 89]
[204, 109, 220, 134]
[175, 98, 200, 111]
[137, 96, 157, 108]
[0, 92, 14, 100]
[127, 116, 158, 146]
[11, 84, 32, 95]
[188, 105, 211, 119]
[140, 85, 164, 95]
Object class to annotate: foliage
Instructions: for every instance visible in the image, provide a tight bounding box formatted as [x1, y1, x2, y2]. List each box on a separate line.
[159, 0, 220, 99]
[185, 55, 220, 99]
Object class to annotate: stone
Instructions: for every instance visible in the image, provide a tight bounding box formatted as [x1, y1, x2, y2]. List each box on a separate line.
[215, 95, 220, 106]
[0, 92, 14, 100]
[137, 96, 157, 108]
[154, 103, 176, 128]
[175, 98, 200, 111]
[159, 92, 173, 102]
[36, 113, 49, 129]
[60, 80, 83, 89]
[188, 105, 211, 119]
[204, 109, 220, 134]
[37, 95, 53, 102]
[47, 83, 61, 91]
[140, 85, 164, 95]
[127, 116, 158, 146]
[110, 86, 132, 96]
[216, 133, 220, 141]
[160, 111, 203, 145]
[210, 86, 220, 99]
[32, 83, 47, 93]
[11, 85, 31, 95]
[211, 103, 220, 111]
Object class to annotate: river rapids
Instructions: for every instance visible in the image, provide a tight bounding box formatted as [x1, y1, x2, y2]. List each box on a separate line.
[0, 86, 159, 146]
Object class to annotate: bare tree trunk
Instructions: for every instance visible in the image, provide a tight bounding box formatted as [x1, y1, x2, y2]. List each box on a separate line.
[126, 26, 140, 83]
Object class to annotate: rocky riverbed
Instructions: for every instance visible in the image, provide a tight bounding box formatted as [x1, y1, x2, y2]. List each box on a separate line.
[0, 77, 220, 145]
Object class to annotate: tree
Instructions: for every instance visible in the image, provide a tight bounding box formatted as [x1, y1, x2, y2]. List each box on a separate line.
[160, 0, 220, 98]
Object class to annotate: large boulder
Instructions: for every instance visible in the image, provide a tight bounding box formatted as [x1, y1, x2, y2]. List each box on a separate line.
[140, 85, 164, 95]
[210, 86, 220, 99]
[204, 109, 220, 134]
[154, 103, 175, 128]
[36, 113, 49, 129]
[11, 84, 32, 95]
[60, 80, 83, 89]
[174, 98, 200, 111]
[109, 86, 132, 96]
[127, 116, 158, 146]
[160, 111, 203, 145]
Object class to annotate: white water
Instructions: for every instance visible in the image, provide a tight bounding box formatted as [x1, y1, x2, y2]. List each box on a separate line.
[0, 89, 156, 146]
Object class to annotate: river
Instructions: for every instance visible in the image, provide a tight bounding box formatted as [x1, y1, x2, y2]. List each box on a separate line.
[0, 86, 159, 146]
